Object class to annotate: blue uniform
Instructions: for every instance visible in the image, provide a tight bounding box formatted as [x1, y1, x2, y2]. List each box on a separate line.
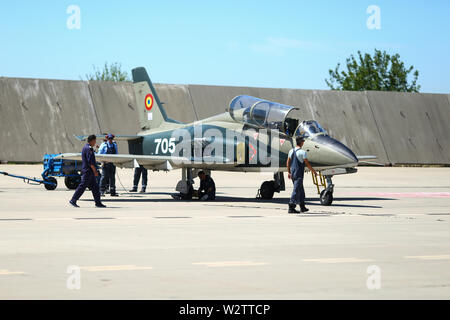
[133, 165, 148, 191]
[288, 147, 307, 205]
[71, 143, 101, 205]
[99, 141, 118, 195]
[98, 141, 118, 155]
[199, 175, 216, 200]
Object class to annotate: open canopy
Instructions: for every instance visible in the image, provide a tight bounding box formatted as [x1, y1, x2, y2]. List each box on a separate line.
[229, 95, 301, 135]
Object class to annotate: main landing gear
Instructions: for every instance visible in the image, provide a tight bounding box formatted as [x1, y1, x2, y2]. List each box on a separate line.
[257, 172, 285, 200]
[175, 168, 209, 200]
[175, 168, 194, 200]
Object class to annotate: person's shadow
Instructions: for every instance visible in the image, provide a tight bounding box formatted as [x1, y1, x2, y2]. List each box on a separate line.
[90, 192, 394, 209]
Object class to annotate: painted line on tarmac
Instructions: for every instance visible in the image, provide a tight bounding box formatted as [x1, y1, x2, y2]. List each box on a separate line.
[0, 269, 26, 275]
[404, 255, 450, 260]
[74, 217, 116, 220]
[80, 265, 153, 271]
[342, 192, 450, 198]
[358, 213, 396, 217]
[302, 257, 373, 263]
[35, 218, 73, 221]
[192, 261, 268, 267]
[153, 216, 192, 219]
[228, 215, 264, 218]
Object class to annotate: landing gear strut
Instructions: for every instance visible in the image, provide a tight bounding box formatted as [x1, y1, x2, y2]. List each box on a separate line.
[313, 173, 334, 206]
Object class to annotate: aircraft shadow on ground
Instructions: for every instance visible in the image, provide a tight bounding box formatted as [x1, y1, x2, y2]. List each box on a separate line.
[83, 192, 394, 209]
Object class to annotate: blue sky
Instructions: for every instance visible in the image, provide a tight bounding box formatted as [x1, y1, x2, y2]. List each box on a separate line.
[0, 0, 449, 93]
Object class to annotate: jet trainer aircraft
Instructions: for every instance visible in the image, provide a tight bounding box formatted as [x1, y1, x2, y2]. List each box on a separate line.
[58, 67, 374, 206]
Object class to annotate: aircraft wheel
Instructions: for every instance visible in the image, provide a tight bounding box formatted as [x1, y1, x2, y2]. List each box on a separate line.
[260, 181, 275, 200]
[44, 177, 57, 190]
[320, 190, 333, 206]
[180, 184, 194, 200]
[65, 172, 81, 190]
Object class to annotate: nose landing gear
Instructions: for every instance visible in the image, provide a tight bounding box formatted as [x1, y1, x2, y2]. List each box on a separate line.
[312, 172, 334, 206]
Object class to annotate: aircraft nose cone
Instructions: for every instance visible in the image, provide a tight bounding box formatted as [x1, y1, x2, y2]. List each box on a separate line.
[312, 135, 358, 165]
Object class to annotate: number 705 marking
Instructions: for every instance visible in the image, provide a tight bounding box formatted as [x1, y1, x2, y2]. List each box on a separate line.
[154, 138, 176, 154]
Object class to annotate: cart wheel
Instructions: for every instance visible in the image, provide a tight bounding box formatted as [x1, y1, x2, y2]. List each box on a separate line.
[65, 173, 81, 190]
[44, 177, 57, 190]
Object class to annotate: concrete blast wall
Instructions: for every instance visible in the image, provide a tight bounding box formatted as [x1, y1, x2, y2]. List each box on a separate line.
[0, 77, 449, 164]
[0, 78, 100, 162]
[366, 91, 450, 164]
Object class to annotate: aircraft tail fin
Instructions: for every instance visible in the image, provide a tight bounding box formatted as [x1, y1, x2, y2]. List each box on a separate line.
[132, 67, 180, 130]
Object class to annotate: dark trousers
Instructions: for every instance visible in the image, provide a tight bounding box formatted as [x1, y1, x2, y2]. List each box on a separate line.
[71, 171, 101, 205]
[199, 190, 215, 200]
[100, 163, 116, 193]
[133, 166, 148, 188]
[289, 178, 305, 205]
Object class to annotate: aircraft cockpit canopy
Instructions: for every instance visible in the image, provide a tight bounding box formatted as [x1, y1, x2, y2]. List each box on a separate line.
[295, 120, 327, 138]
[229, 95, 301, 136]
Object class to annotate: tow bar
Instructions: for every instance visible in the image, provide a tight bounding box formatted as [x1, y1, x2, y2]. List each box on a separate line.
[0, 171, 57, 190]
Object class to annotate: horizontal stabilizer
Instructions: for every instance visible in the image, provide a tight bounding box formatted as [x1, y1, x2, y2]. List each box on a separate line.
[55, 153, 188, 170]
[356, 155, 378, 161]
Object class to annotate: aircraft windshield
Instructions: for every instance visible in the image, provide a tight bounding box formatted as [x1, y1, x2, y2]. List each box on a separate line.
[229, 95, 300, 134]
[295, 120, 327, 138]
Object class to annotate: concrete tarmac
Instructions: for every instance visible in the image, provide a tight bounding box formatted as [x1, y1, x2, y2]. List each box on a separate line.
[0, 165, 449, 299]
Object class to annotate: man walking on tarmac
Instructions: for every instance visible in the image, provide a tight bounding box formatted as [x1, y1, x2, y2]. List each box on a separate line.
[286, 136, 317, 214]
[99, 133, 118, 197]
[69, 135, 106, 208]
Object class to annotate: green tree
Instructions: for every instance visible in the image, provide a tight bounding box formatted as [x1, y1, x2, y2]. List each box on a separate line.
[84, 62, 130, 82]
[325, 49, 420, 92]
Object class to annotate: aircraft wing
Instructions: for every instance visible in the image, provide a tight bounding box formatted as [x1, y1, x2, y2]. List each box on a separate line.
[55, 153, 189, 170]
[55, 153, 232, 170]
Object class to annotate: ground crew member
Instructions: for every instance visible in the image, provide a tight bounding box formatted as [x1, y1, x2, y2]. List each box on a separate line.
[286, 136, 317, 213]
[130, 165, 148, 193]
[197, 171, 216, 201]
[69, 135, 106, 208]
[99, 133, 118, 197]
[98, 138, 109, 193]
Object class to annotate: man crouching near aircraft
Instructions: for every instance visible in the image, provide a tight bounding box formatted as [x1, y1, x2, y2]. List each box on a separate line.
[287, 136, 317, 214]
[197, 171, 216, 201]
[69, 135, 106, 208]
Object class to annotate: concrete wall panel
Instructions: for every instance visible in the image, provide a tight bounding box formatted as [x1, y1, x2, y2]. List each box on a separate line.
[366, 92, 450, 164]
[88, 81, 139, 135]
[187, 85, 264, 119]
[154, 84, 197, 123]
[87, 81, 140, 153]
[0, 78, 99, 162]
